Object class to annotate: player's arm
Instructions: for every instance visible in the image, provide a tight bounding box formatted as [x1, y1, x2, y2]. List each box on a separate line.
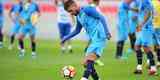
[137, 7, 152, 30]
[83, 7, 111, 39]
[61, 19, 82, 44]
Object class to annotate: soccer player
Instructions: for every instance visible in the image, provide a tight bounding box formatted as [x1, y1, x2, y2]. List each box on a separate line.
[8, 0, 23, 50]
[134, 0, 157, 75]
[18, 0, 40, 58]
[62, 0, 110, 80]
[115, 0, 133, 59]
[88, 0, 111, 66]
[0, 1, 3, 48]
[152, 0, 160, 68]
[54, 0, 73, 53]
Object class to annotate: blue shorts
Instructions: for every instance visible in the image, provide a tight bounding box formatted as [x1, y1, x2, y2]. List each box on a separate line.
[153, 28, 160, 46]
[10, 23, 21, 35]
[20, 24, 36, 36]
[86, 39, 106, 57]
[58, 23, 71, 39]
[135, 30, 153, 47]
[117, 26, 128, 41]
[129, 21, 137, 34]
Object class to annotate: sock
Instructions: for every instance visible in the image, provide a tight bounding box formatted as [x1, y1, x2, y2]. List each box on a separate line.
[136, 49, 143, 65]
[129, 33, 136, 50]
[116, 41, 124, 57]
[91, 69, 99, 80]
[147, 51, 155, 66]
[10, 35, 15, 45]
[19, 39, 24, 50]
[31, 41, 36, 52]
[83, 60, 95, 79]
[0, 28, 3, 42]
[157, 49, 160, 62]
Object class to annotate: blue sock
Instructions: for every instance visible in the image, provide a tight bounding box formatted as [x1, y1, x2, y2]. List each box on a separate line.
[83, 60, 94, 79]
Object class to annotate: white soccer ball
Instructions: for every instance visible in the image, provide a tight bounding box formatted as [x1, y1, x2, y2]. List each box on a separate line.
[61, 65, 76, 79]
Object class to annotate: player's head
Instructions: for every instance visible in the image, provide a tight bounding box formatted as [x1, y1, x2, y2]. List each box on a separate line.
[64, 0, 80, 16]
[92, 0, 100, 6]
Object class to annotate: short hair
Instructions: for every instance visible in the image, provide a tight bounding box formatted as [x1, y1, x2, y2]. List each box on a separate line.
[63, 0, 75, 11]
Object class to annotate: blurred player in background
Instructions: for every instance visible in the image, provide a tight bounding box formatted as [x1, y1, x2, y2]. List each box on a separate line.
[152, 0, 160, 68]
[134, 0, 157, 75]
[62, 0, 110, 80]
[0, 1, 3, 48]
[55, 0, 73, 54]
[115, 0, 133, 59]
[8, 0, 23, 50]
[18, 0, 40, 58]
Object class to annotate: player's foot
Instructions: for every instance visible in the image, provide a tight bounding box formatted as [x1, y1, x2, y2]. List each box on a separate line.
[19, 49, 25, 58]
[0, 42, 3, 48]
[134, 69, 142, 74]
[80, 77, 88, 80]
[31, 52, 37, 59]
[156, 62, 160, 68]
[95, 59, 104, 66]
[134, 65, 142, 74]
[149, 66, 157, 75]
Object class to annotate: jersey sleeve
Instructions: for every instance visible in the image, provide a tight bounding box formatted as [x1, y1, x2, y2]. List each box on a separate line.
[62, 18, 82, 43]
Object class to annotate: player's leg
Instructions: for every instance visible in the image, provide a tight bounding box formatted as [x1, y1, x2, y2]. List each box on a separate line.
[129, 33, 136, 50]
[143, 46, 157, 75]
[134, 32, 143, 74]
[134, 45, 143, 74]
[143, 30, 157, 75]
[0, 26, 3, 48]
[18, 33, 25, 57]
[8, 24, 20, 50]
[81, 41, 105, 80]
[81, 53, 99, 80]
[65, 23, 73, 53]
[17, 27, 27, 57]
[115, 40, 125, 59]
[58, 23, 66, 53]
[153, 29, 160, 68]
[115, 28, 127, 59]
[30, 27, 37, 57]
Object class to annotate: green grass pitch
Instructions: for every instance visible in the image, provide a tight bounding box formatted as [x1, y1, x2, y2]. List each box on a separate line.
[0, 39, 160, 80]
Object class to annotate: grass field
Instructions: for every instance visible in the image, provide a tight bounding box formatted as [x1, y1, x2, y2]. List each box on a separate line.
[0, 39, 160, 80]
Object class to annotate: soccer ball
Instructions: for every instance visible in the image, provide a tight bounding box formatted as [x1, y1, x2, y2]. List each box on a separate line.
[61, 65, 76, 79]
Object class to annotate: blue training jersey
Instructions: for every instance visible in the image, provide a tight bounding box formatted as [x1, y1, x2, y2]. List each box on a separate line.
[118, 2, 130, 32]
[77, 6, 107, 40]
[10, 3, 23, 23]
[20, 2, 39, 25]
[138, 0, 154, 31]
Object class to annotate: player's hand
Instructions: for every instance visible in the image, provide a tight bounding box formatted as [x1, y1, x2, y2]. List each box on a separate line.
[19, 19, 26, 26]
[61, 38, 66, 44]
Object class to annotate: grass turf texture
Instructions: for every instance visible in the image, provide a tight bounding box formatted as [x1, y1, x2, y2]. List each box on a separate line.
[0, 39, 160, 80]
